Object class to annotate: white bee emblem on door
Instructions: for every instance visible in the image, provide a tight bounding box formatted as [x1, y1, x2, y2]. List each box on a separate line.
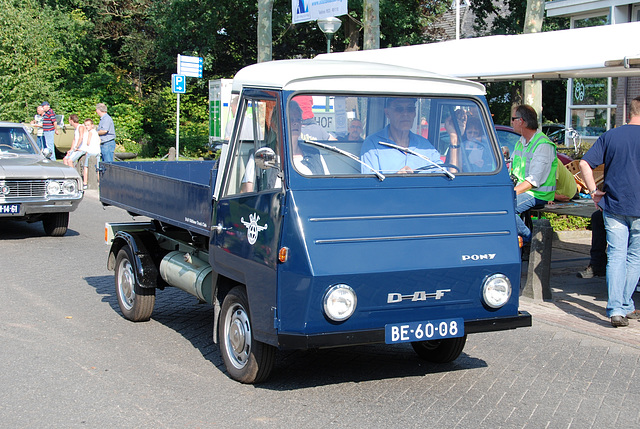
[241, 213, 268, 245]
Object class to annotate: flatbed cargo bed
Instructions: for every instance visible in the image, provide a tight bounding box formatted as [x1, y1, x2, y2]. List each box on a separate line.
[99, 161, 216, 237]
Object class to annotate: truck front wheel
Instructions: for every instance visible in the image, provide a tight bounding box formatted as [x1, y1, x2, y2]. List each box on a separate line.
[219, 287, 276, 384]
[115, 246, 155, 322]
[411, 335, 467, 363]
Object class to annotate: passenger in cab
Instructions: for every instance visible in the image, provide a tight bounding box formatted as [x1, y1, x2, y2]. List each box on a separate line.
[241, 101, 328, 193]
[360, 97, 442, 174]
[347, 118, 364, 141]
[290, 101, 330, 175]
[460, 117, 494, 172]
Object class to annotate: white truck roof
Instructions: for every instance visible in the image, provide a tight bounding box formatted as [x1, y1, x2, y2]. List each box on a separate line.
[231, 59, 486, 96]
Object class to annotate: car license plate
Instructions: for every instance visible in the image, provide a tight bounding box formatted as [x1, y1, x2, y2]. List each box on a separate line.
[385, 318, 464, 344]
[0, 204, 20, 215]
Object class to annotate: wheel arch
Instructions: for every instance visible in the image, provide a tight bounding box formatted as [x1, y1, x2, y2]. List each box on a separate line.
[212, 275, 244, 345]
[108, 231, 161, 289]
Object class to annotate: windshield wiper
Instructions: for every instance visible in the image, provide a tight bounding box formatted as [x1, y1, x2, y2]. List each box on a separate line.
[300, 139, 386, 181]
[378, 141, 455, 180]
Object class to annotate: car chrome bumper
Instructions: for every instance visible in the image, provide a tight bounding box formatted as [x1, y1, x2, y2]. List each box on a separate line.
[0, 197, 83, 217]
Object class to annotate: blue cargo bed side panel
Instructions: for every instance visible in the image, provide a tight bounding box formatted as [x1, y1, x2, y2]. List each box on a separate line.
[100, 161, 215, 236]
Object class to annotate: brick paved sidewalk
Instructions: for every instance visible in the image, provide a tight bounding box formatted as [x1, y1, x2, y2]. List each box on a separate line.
[519, 230, 640, 349]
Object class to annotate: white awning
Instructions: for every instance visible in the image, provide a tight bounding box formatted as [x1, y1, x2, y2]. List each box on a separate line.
[316, 22, 640, 81]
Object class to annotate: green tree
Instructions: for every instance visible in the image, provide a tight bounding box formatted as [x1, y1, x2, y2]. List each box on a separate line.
[0, 0, 59, 120]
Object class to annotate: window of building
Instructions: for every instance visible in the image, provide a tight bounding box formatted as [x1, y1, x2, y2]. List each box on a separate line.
[564, 12, 614, 148]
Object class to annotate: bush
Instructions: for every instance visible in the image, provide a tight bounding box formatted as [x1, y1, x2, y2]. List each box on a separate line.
[537, 213, 591, 231]
[116, 139, 142, 153]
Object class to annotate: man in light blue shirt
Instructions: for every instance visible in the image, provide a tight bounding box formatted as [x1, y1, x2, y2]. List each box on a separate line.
[360, 98, 442, 174]
[96, 103, 116, 163]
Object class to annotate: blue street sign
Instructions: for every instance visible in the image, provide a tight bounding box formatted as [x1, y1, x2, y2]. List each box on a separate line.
[172, 74, 186, 93]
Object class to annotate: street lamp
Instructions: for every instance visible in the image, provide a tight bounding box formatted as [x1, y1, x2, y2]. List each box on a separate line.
[317, 16, 342, 53]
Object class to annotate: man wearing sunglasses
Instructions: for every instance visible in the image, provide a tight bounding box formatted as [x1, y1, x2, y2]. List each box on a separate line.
[510, 104, 557, 244]
[360, 97, 442, 174]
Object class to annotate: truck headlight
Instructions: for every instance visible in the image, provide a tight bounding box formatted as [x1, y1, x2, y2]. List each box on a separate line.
[323, 284, 357, 322]
[482, 274, 511, 308]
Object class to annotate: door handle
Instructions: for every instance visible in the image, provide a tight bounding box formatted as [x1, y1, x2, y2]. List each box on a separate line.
[213, 223, 229, 233]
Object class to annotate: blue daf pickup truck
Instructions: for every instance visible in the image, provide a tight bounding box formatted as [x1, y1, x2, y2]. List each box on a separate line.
[100, 59, 531, 383]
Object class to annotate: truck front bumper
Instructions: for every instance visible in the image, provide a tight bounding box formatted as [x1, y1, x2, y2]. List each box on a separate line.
[277, 311, 532, 350]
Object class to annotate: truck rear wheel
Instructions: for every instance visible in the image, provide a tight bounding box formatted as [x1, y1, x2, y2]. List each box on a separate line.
[219, 286, 275, 384]
[115, 246, 155, 322]
[42, 212, 69, 236]
[411, 335, 467, 363]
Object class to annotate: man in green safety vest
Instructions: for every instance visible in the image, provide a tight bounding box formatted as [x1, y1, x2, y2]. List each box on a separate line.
[510, 105, 557, 243]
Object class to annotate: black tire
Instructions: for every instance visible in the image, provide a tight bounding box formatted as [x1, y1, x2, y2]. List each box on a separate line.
[219, 287, 276, 384]
[42, 212, 69, 236]
[115, 246, 155, 322]
[411, 335, 467, 363]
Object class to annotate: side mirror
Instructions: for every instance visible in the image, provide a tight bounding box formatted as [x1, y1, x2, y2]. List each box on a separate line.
[42, 148, 53, 159]
[254, 147, 278, 170]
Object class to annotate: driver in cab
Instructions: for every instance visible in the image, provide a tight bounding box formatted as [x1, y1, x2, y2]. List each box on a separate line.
[360, 98, 446, 174]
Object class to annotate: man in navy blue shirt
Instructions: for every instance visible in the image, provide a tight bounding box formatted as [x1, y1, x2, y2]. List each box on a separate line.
[580, 96, 640, 327]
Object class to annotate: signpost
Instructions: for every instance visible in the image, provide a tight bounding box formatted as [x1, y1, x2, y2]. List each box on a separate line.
[172, 74, 186, 93]
[174, 55, 203, 159]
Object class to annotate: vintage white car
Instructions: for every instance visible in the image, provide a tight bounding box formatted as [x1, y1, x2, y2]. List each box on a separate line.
[0, 121, 83, 236]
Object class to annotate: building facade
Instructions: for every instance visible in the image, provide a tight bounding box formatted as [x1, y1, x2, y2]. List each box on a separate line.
[546, 0, 640, 141]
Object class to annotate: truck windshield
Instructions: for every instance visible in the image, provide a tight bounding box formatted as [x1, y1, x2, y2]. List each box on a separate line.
[288, 94, 499, 178]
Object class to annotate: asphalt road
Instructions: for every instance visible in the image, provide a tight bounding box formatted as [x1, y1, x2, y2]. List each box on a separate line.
[2, 191, 640, 428]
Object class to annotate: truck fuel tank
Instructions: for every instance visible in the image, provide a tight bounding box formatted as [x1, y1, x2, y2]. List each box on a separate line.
[159, 251, 214, 303]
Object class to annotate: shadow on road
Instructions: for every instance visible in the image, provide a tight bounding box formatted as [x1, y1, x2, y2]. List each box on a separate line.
[85, 274, 487, 388]
[260, 346, 487, 390]
[0, 218, 79, 239]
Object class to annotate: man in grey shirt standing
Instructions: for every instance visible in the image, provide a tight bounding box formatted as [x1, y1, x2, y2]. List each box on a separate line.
[96, 103, 116, 163]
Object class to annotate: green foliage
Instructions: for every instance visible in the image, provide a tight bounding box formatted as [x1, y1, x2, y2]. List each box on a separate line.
[537, 213, 591, 231]
[2, 0, 567, 157]
[118, 138, 142, 153]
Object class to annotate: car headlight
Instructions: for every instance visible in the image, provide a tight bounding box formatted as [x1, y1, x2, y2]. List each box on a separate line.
[47, 179, 78, 196]
[47, 180, 61, 195]
[62, 179, 78, 194]
[482, 274, 512, 308]
[323, 284, 357, 322]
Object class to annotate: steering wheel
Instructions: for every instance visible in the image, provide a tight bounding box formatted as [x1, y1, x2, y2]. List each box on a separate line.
[416, 163, 460, 173]
[0, 144, 13, 150]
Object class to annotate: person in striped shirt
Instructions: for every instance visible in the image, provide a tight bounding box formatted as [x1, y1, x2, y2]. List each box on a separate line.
[41, 101, 59, 160]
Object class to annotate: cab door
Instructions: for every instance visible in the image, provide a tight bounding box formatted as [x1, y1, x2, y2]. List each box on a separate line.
[211, 91, 283, 344]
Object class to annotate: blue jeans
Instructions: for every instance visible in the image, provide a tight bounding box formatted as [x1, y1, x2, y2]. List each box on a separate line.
[36, 135, 45, 151]
[515, 193, 547, 243]
[100, 139, 116, 163]
[603, 211, 640, 317]
[43, 131, 55, 160]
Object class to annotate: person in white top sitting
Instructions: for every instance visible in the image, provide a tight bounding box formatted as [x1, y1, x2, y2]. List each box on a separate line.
[63, 114, 86, 167]
[65, 117, 101, 189]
